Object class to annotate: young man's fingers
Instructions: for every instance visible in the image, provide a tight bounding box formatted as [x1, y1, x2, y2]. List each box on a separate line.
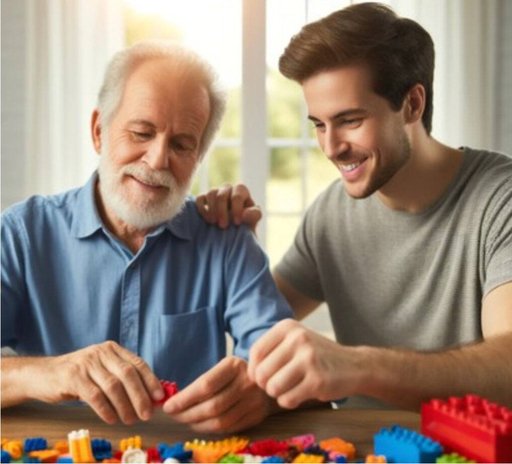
[242, 207, 262, 233]
[248, 319, 295, 380]
[195, 194, 209, 219]
[275, 376, 317, 410]
[231, 184, 253, 225]
[263, 358, 306, 400]
[216, 184, 233, 228]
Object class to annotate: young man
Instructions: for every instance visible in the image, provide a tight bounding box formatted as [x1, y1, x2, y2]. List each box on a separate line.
[1, 41, 293, 433]
[197, 3, 512, 410]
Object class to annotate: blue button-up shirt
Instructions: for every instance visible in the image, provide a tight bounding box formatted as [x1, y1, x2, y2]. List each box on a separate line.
[1, 174, 293, 387]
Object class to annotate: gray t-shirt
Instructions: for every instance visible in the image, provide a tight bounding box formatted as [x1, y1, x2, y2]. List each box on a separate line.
[276, 147, 512, 351]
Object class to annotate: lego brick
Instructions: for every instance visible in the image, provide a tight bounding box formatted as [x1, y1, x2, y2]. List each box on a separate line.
[421, 395, 512, 463]
[374, 424, 443, 463]
[436, 452, 476, 463]
[319, 437, 356, 460]
[245, 439, 289, 457]
[24, 438, 48, 452]
[92, 438, 112, 461]
[67, 429, 95, 464]
[154, 380, 179, 405]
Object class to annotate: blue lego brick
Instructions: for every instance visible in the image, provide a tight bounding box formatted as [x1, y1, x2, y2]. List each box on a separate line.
[374, 425, 443, 463]
[91, 438, 112, 460]
[24, 438, 48, 452]
[158, 442, 193, 461]
[261, 457, 286, 463]
[1, 450, 11, 463]
[56, 457, 74, 463]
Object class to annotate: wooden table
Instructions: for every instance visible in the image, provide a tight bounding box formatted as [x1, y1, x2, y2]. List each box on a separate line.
[1, 402, 420, 458]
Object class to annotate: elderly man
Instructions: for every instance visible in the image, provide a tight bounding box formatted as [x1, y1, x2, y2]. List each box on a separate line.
[1, 41, 292, 433]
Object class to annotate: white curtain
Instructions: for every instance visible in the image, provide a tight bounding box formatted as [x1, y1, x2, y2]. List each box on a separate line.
[1, 0, 124, 210]
[388, 0, 507, 153]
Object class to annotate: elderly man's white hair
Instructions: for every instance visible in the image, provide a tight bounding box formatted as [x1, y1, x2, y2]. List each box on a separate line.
[97, 40, 227, 158]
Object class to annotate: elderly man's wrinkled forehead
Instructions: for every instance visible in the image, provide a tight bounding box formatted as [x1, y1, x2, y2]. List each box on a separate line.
[111, 57, 211, 129]
[125, 57, 209, 100]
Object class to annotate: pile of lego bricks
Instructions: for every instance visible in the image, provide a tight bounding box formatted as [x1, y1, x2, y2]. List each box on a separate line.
[1, 394, 511, 463]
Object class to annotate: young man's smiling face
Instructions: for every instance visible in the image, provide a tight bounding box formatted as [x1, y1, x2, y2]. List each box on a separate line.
[303, 65, 412, 200]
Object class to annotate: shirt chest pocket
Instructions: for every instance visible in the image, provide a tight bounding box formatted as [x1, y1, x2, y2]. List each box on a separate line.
[152, 307, 226, 387]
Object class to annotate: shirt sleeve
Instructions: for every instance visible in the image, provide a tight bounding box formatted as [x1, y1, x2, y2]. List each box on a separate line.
[1, 210, 29, 350]
[482, 177, 512, 296]
[274, 204, 325, 302]
[222, 225, 294, 359]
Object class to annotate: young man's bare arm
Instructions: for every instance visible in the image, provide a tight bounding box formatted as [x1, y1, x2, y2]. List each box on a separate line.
[248, 281, 512, 409]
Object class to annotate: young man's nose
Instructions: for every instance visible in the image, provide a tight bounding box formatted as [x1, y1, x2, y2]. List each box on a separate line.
[324, 128, 350, 161]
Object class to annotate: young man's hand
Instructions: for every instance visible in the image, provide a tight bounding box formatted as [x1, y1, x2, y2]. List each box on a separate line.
[248, 319, 362, 409]
[195, 184, 262, 233]
[163, 356, 279, 433]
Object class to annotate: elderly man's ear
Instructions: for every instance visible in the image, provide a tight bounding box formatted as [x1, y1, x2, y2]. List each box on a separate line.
[91, 109, 102, 154]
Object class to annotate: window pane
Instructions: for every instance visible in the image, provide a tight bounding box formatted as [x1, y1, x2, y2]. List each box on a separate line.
[266, 0, 306, 139]
[208, 146, 241, 187]
[267, 215, 301, 268]
[267, 147, 301, 214]
[267, 71, 303, 138]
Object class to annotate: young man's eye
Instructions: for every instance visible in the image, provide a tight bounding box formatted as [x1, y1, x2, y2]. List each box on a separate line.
[343, 118, 363, 128]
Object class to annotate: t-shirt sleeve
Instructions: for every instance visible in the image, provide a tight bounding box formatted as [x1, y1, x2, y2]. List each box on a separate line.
[275, 203, 325, 302]
[223, 225, 294, 360]
[482, 177, 512, 296]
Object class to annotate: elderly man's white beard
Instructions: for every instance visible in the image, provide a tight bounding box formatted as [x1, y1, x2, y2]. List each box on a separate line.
[97, 145, 192, 230]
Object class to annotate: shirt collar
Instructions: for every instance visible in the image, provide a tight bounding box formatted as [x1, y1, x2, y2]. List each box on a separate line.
[71, 171, 193, 241]
[71, 172, 103, 238]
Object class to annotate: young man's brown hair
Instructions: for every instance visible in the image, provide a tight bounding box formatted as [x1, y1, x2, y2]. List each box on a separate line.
[279, 2, 435, 134]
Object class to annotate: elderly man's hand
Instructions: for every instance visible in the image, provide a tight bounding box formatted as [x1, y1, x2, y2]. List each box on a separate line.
[195, 184, 262, 233]
[162, 356, 278, 433]
[41, 341, 163, 424]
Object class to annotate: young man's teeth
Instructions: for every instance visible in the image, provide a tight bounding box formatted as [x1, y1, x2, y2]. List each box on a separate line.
[342, 161, 361, 172]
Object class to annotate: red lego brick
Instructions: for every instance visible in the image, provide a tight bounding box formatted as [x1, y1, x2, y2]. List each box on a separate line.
[421, 394, 512, 463]
[154, 380, 179, 405]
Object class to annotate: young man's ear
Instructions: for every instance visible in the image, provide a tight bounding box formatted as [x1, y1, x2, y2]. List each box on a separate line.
[91, 109, 103, 154]
[404, 84, 426, 125]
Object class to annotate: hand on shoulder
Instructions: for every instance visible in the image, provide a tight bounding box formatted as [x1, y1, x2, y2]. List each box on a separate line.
[195, 183, 262, 233]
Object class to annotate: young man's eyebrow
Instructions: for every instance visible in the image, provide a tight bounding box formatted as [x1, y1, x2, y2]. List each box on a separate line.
[308, 108, 368, 123]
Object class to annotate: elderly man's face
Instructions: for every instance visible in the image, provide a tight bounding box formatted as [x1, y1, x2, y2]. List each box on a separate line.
[97, 59, 211, 230]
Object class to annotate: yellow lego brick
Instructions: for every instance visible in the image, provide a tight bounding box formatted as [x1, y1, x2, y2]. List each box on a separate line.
[3, 440, 23, 460]
[293, 453, 324, 463]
